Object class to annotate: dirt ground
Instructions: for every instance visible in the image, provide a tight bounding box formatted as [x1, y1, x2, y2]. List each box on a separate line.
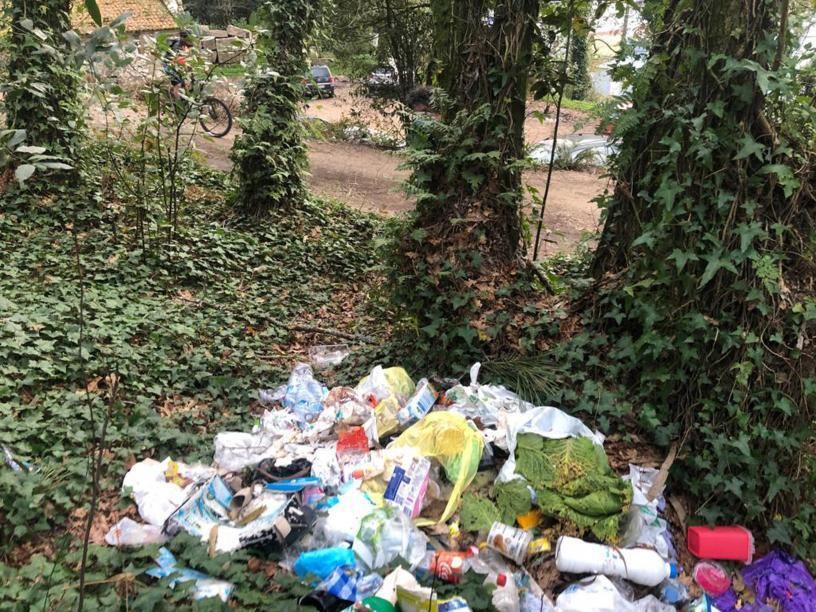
[298, 87, 607, 254]
[99, 82, 606, 255]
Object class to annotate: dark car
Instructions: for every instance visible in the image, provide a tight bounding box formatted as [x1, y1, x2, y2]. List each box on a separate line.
[305, 64, 335, 98]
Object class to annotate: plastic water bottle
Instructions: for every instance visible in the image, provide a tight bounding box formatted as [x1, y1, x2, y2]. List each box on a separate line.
[464, 547, 520, 612]
[555, 536, 677, 587]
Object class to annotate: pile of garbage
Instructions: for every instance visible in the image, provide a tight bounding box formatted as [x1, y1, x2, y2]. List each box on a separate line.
[104, 358, 816, 611]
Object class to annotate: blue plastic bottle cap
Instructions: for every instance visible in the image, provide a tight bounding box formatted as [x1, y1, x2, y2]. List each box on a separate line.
[669, 562, 679, 579]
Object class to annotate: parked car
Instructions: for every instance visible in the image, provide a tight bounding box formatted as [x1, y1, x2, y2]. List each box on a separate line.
[364, 65, 398, 97]
[367, 66, 396, 87]
[305, 64, 335, 98]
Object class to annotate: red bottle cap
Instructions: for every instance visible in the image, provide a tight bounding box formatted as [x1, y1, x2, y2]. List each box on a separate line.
[496, 573, 507, 587]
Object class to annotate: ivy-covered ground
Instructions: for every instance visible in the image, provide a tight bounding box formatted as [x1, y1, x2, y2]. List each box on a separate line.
[0, 166, 399, 608]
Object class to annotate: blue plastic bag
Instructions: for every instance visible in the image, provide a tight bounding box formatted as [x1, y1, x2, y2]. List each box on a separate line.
[294, 547, 357, 581]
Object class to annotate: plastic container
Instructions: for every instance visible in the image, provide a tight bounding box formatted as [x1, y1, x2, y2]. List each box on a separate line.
[555, 536, 677, 587]
[336, 426, 369, 459]
[424, 550, 470, 583]
[396, 379, 438, 426]
[362, 597, 397, 612]
[486, 522, 533, 564]
[687, 526, 754, 562]
[692, 561, 731, 596]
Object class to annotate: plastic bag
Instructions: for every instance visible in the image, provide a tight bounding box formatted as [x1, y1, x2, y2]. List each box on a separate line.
[555, 576, 674, 612]
[517, 569, 556, 612]
[317, 488, 376, 547]
[397, 586, 472, 612]
[324, 387, 373, 427]
[356, 366, 415, 438]
[105, 517, 167, 547]
[309, 344, 351, 371]
[315, 566, 383, 603]
[620, 465, 672, 560]
[294, 547, 357, 581]
[446, 363, 536, 426]
[146, 547, 234, 602]
[497, 406, 604, 484]
[372, 567, 472, 612]
[389, 412, 484, 524]
[283, 363, 328, 425]
[352, 505, 429, 570]
[122, 458, 189, 527]
[213, 431, 278, 472]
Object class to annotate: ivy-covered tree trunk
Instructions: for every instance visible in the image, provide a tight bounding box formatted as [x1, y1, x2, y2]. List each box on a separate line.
[393, 0, 542, 370]
[4, 0, 81, 159]
[231, 0, 316, 216]
[590, 0, 816, 552]
[569, 29, 590, 100]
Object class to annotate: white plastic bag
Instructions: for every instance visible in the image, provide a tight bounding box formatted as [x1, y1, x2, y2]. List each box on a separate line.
[353, 506, 429, 570]
[555, 576, 674, 612]
[213, 431, 279, 472]
[105, 517, 167, 546]
[311, 445, 343, 489]
[122, 458, 188, 527]
[497, 406, 604, 483]
[621, 465, 671, 560]
[446, 363, 536, 426]
[317, 488, 376, 546]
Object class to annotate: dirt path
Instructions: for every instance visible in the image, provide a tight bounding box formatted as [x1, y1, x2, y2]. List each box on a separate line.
[196, 131, 604, 254]
[96, 83, 605, 254]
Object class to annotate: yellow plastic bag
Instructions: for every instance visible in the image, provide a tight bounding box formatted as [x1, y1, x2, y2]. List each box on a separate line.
[389, 412, 484, 525]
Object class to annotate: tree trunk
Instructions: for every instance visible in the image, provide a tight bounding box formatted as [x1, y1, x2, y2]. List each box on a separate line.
[393, 0, 542, 369]
[232, 0, 316, 216]
[420, 0, 539, 259]
[588, 0, 816, 538]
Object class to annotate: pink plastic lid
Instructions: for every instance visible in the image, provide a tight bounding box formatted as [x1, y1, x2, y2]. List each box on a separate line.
[693, 561, 731, 596]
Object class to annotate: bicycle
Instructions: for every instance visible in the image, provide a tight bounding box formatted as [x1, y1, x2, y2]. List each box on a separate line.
[177, 79, 233, 138]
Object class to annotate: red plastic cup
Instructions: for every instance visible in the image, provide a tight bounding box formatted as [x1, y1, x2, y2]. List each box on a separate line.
[687, 526, 754, 562]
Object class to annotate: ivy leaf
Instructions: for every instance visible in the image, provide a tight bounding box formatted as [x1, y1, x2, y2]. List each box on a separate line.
[668, 249, 698, 272]
[15, 164, 36, 183]
[758, 164, 799, 198]
[699, 253, 738, 287]
[733, 135, 765, 161]
[735, 222, 766, 253]
[766, 520, 792, 546]
[755, 67, 772, 94]
[85, 0, 103, 26]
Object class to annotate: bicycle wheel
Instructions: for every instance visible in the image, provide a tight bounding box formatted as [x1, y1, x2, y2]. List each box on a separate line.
[198, 97, 233, 138]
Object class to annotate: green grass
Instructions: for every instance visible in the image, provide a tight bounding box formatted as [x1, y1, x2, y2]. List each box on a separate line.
[559, 97, 600, 113]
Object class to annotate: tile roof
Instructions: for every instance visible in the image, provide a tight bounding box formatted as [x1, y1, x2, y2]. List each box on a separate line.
[72, 0, 177, 34]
